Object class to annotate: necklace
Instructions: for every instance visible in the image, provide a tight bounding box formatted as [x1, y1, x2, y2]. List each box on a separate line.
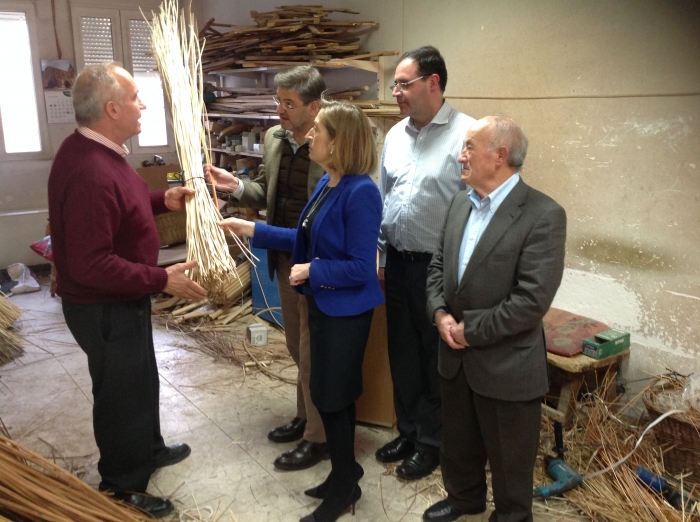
[302, 185, 334, 232]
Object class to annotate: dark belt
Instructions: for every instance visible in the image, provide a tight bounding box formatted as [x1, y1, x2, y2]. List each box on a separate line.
[389, 245, 433, 262]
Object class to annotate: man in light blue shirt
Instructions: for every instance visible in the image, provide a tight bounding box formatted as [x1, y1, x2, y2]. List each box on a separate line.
[375, 46, 474, 481]
[457, 173, 520, 282]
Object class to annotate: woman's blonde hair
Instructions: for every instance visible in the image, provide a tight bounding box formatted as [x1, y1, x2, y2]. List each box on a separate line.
[317, 99, 377, 175]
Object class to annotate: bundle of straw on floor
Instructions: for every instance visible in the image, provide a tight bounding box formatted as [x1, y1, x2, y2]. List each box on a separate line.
[0, 434, 147, 521]
[149, 0, 251, 303]
[536, 374, 699, 521]
[0, 293, 23, 366]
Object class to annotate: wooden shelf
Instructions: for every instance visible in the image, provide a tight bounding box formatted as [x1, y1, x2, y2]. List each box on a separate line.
[210, 147, 262, 158]
[206, 112, 280, 120]
[206, 61, 380, 76]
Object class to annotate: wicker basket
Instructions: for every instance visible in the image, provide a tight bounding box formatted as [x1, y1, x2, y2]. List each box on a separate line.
[155, 211, 187, 247]
[643, 379, 700, 486]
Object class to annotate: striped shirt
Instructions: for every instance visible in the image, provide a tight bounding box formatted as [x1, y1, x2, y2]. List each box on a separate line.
[77, 126, 129, 157]
[378, 101, 474, 266]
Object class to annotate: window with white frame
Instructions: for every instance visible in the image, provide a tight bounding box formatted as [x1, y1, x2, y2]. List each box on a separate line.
[0, 7, 48, 159]
[72, 6, 173, 153]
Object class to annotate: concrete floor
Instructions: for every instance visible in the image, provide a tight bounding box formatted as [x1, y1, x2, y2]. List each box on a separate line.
[0, 280, 584, 522]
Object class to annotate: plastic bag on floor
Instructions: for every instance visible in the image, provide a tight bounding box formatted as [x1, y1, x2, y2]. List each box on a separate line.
[7, 263, 40, 294]
[682, 374, 700, 412]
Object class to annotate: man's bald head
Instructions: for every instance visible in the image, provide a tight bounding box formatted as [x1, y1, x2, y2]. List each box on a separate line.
[72, 63, 127, 125]
[482, 116, 528, 169]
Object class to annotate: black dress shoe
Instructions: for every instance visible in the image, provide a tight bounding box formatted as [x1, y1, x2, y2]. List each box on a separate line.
[109, 491, 174, 519]
[396, 449, 439, 480]
[274, 439, 329, 471]
[375, 435, 414, 463]
[268, 417, 307, 443]
[423, 499, 484, 521]
[153, 443, 191, 469]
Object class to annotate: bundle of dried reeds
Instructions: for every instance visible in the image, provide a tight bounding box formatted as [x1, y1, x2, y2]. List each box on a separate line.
[149, 0, 252, 303]
[0, 434, 146, 521]
[0, 293, 23, 366]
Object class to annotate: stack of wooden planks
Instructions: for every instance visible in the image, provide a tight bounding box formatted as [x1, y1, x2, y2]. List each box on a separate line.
[199, 5, 397, 72]
[206, 87, 278, 114]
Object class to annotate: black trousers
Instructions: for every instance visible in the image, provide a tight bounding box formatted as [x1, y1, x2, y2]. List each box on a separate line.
[384, 246, 441, 450]
[306, 295, 373, 412]
[441, 364, 541, 522]
[63, 295, 165, 492]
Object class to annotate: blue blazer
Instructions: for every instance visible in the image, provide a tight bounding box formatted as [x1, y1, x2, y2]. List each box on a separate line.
[253, 173, 384, 317]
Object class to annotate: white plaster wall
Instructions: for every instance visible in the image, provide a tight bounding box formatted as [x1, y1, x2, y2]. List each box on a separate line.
[198, 0, 700, 387]
[0, 0, 181, 269]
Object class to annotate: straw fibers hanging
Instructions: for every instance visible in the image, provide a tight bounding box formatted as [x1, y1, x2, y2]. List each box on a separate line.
[0, 292, 23, 366]
[149, 0, 248, 303]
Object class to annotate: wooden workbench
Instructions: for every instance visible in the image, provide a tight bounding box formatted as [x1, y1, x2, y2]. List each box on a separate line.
[542, 349, 630, 423]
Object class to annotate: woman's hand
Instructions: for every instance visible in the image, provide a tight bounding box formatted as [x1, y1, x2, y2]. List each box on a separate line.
[204, 164, 239, 192]
[289, 263, 310, 286]
[218, 218, 255, 237]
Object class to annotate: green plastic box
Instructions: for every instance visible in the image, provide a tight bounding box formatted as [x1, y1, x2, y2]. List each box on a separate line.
[582, 328, 630, 359]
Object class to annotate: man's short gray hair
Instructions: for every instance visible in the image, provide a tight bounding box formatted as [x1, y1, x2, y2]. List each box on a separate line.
[486, 116, 529, 169]
[273, 65, 326, 104]
[72, 63, 125, 125]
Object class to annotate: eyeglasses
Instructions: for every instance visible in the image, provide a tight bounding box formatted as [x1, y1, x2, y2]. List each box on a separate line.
[272, 95, 301, 111]
[390, 76, 425, 92]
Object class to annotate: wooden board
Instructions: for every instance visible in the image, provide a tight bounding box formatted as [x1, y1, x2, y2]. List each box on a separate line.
[356, 303, 395, 427]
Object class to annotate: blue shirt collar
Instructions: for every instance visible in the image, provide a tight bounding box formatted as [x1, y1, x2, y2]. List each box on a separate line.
[468, 173, 521, 212]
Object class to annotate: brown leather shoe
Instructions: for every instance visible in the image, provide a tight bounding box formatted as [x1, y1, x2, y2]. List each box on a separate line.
[273, 439, 329, 471]
[268, 417, 307, 443]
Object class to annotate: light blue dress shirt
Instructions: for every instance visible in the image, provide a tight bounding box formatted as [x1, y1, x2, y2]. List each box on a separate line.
[457, 173, 521, 281]
[379, 101, 475, 266]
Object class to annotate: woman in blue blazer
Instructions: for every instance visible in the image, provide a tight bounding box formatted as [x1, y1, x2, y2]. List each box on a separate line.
[219, 100, 383, 522]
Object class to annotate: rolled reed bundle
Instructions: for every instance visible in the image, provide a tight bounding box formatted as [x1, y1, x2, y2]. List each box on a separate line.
[0, 434, 146, 521]
[149, 0, 251, 303]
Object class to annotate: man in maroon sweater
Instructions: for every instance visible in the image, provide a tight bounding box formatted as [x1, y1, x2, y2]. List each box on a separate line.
[48, 63, 207, 518]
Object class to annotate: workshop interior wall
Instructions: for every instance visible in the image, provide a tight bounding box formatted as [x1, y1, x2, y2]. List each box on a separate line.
[2, 0, 696, 388]
[382, 0, 700, 388]
[201, 0, 700, 386]
[0, 0, 181, 269]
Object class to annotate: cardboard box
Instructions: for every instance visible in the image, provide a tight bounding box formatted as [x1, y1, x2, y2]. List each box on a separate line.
[582, 328, 630, 359]
[135, 165, 180, 191]
[246, 323, 268, 346]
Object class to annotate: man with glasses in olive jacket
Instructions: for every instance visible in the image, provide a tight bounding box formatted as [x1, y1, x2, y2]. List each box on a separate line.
[205, 66, 328, 472]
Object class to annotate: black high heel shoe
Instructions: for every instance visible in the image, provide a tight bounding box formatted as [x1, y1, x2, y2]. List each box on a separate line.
[304, 463, 364, 499]
[299, 485, 362, 522]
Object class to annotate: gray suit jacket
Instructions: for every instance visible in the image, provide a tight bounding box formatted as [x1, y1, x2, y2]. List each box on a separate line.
[235, 125, 325, 278]
[426, 179, 566, 401]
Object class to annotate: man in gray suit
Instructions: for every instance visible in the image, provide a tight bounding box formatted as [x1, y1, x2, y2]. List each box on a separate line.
[423, 116, 566, 522]
[205, 66, 328, 471]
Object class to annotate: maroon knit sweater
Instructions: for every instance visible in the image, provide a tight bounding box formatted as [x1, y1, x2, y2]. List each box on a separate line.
[48, 131, 169, 303]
